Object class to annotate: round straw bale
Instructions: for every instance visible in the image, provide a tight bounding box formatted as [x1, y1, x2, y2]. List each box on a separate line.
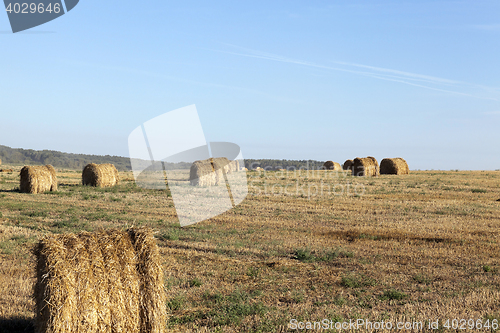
[380, 158, 409, 175]
[190, 159, 216, 186]
[343, 159, 354, 171]
[33, 227, 164, 333]
[127, 227, 167, 333]
[82, 163, 119, 187]
[20, 165, 58, 194]
[323, 161, 342, 171]
[228, 159, 240, 172]
[353, 156, 379, 177]
[211, 157, 229, 184]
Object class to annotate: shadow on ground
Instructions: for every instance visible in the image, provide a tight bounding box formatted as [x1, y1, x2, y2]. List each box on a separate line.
[0, 318, 34, 333]
[0, 189, 19, 193]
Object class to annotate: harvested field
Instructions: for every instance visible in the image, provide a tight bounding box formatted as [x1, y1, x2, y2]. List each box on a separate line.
[1, 167, 500, 332]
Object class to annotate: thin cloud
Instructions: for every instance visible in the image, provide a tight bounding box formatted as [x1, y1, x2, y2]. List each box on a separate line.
[63, 60, 302, 104]
[471, 23, 500, 31]
[211, 44, 498, 101]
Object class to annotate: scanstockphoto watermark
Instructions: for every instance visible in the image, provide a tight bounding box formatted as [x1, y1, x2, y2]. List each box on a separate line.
[289, 319, 425, 330]
[247, 162, 366, 199]
[128, 105, 248, 227]
[249, 179, 365, 199]
[289, 318, 499, 330]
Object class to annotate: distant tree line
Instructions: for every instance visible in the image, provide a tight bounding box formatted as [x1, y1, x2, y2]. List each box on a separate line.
[0, 145, 132, 171]
[0, 145, 326, 172]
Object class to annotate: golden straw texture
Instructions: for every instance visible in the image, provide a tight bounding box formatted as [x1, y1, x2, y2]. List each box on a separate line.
[323, 161, 342, 171]
[353, 156, 379, 177]
[82, 163, 119, 187]
[380, 158, 409, 175]
[343, 159, 354, 171]
[33, 228, 165, 333]
[20, 165, 58, 194]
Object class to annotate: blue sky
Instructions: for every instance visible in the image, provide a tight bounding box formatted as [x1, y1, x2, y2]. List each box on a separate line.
[1, 0, 499, 170]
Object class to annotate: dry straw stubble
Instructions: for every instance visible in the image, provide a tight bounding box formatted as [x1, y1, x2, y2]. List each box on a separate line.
[33, 227, 165, 333]
[353, 156, 379, 177]
[380, 157, 409, 175]
[82, 163, 119, 187]
[20, 165, 57, 194]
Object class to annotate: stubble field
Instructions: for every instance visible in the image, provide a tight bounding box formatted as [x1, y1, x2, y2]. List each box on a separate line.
[0, 166, 499, 332]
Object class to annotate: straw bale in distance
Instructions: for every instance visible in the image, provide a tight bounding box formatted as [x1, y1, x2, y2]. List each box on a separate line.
[353, 156, 379, 177]
[189, 157, 238, 186]
[380, 158, 409, 175]
[20, 165, 58, 194]
[229, 160, 240, 172]
[190, 159, 216, 186]
[82, 163, 119, 187]
[211, 157, 229, 184]
[33, 227, 165, 333]
[323, 161, 341, 171]
[343, 159, 354, 171]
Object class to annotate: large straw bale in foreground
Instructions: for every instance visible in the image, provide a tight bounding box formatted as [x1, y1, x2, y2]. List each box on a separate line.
[33, 227, 166, 333]
[323, 161, 341, 171]
[353, 156, 379, 177]
[20, 165, 57, 194]
[380, 158, 409, 175]
[343, 159, 354, 171]
[82, 163, 119, 187]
